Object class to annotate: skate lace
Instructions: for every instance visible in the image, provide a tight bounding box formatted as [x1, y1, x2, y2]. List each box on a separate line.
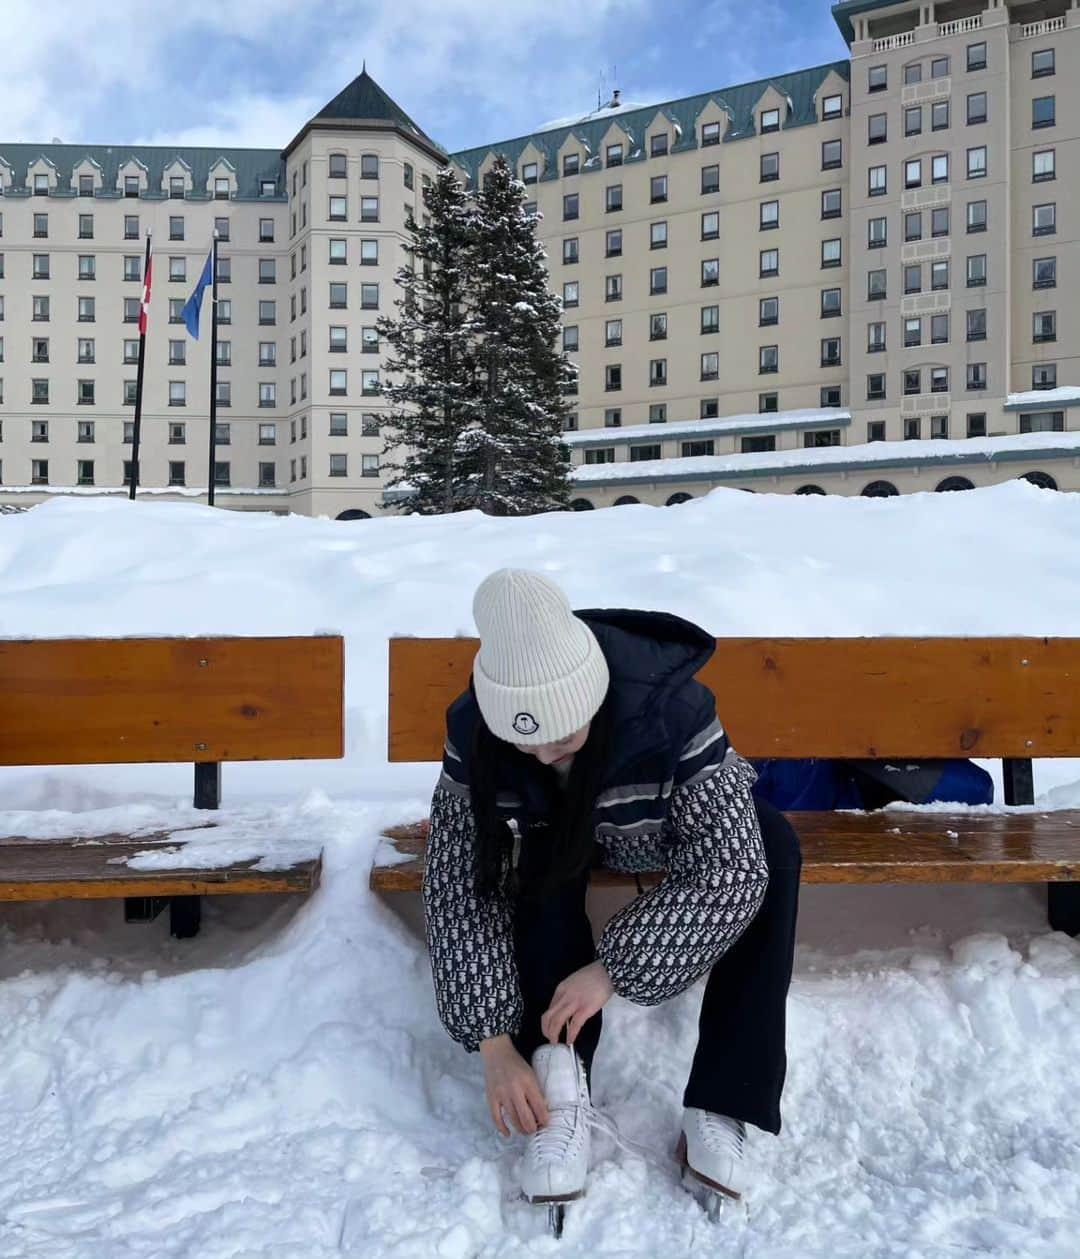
[530, 1099, 675, 1175]
[697, 1112, 746, 1159]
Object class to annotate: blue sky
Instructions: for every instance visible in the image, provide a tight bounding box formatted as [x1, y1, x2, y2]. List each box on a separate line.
[2, 0, 850, 155]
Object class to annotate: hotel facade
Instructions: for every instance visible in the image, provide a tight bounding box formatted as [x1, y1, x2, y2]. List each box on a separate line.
[0, 0, 1077, 516]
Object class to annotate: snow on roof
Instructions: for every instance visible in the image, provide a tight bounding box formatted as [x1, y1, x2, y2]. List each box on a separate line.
[1004, 386, 1080, 410]
[536, 99, 655, 134]
[564, 407, 851, 447]
[572, 430, 1080, 484]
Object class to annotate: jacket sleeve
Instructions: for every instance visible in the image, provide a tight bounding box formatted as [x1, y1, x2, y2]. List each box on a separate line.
[596, 689, 769, 1006]
[421, 742, 524, 1053]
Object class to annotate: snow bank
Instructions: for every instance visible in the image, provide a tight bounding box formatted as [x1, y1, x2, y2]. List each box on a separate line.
[0, 488, 1078, 1257]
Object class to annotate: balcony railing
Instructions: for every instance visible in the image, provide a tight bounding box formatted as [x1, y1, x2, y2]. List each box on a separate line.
[939, 15, 982, 37]
[872, 29, 915, 51]
[1020, 16, 1066, 38]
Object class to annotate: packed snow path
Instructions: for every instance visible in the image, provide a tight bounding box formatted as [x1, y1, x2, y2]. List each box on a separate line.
[0, 489, 1077, 1258]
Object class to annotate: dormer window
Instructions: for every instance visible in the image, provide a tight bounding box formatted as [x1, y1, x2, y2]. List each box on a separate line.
[260, 180, 276, 197]
[214, 177, 231, 200]
[650, 133, 668, 157]
[563, 153, 580, 176]
[78, 174, 95, 197]
[522, 161, 539, 185]
[606, 143, 623, 167]
[124, 175, 140, 197]
[701, 121, 721, 146]
[822, 94, 843, 120]
[34, 173, 49, 195]
[760, 108, 781, 135]
[169, 176, 185, 199]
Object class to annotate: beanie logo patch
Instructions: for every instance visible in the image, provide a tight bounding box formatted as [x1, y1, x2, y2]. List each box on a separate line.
[512, 712, 540, 736]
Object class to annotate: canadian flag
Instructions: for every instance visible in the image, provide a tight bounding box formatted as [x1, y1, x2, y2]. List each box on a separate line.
[138, 247, 153, 336]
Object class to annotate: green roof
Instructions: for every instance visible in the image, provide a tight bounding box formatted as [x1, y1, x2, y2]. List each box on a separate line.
[0, 142, 282, 199]
[832, 0, 903, 46]
[450, 61, 850, 185]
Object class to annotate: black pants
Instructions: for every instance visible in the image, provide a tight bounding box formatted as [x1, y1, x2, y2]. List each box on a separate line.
[511, 796, 801, 1135]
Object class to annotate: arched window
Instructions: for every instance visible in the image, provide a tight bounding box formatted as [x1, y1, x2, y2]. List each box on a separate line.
[1021, 470, 1057, 491]
[328, 152, 348, 179]
[935, 476, 975, 492]
[336, 508, 371, 521]
[666, 492, 693, 506]
[861, 480, 899, 498]
[570, 498, 595, 512]
[613, 495, 640, 506]
[795, 485, 826, 496]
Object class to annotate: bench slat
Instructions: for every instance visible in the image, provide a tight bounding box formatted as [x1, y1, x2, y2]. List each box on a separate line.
[371, 811, 1080, 891]
[0, 637, 344, 767]
[388, 636, 1080, 761]
[0, 833, 321, 901]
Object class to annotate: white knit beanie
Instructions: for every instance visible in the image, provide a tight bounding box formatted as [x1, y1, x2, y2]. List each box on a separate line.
[471, 569, 610, 746]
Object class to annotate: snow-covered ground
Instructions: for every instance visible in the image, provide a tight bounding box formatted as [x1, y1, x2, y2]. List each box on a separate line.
[0, 486, 1078, 1259]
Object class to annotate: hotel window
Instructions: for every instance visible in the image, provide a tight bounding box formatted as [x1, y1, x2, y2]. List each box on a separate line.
[648, 405, 666, 425]
[606, 228, 622, 257]
[967, 92, 987, 125]
[562, 237, 579, 265]
[683, 439, 715, 457]
[931, 367, 949, 393]
[258, 257, 276, 284]
[214, 216, 230, 241]
[967, 413, 986, 438]
[967, 308, 987, 341]
[868, 217, 887, 248]
[931, 259, 949, 290]
[563, 281, 579, 308]
[759, 249, 778, 278]
[868, 322, 886, 353]
[759, 295, 779, 325]
[967, 41, 987, 72]
[904, 264, 922, 294]
[869, 164, 886, 196]
[932, 207, 949, 237]
[701, 164, 719, 194]
[821, 337, 841, 367]
[821, 238, 841, 268]
[77, 338, 95, 364]
[606, 143, 623, 168]
[563, 153, 580, 176]
[760, 108, 780, 134]
[563, 193, 579, 220]
[605, 273, 623, 302]
[329, 238, 348, 266]
[904, 417, 921, 441]
[650, 175, 668, 203]
[329, 454, 348, 478]
[701, 351, 719, 380]
[821, 188, 841, 219]
[967, 253, 987, 287]
[760, 200, 779, 230]
[169, 339, 186, 365]
[868, 64, 887, 92]
[932, 100, 950, 131]
[759, 345, 778, 374]
[1032, 48, 1055, 78]
[258, 299, 276, 324]
[563, 326, 579, 352]
[822, 93, 843, 120]
[33, 295, 51, 321]
[930, 414, 948, 440]
[650, 313, 668, 340]
[78, 174, 94, 197]
[329, 369, 347, 396]
[360, 154, 379, 180]
[649, 266, 667, 294]
[218, 256, 231, 283]
[169, 215, 184, 240]
[649, 358, 667, 387]
[1033, 149, 1055, 182]
[605, 319, 622, 346]
[1033, 96, 1055, 129]
[967, 146, 987, 179]
[1033, 310, 1056, 343]
[521, 161, 538, 184]
[1033, 203, 1056, 235]
[760, 151, 779, 182]
[603, 409, 621, 428]
[867, 374, 886, 401]
[362, 455, 379, 479]
[650, 132, 668, 157]
[78, 213, 94, 239]
[329, 325, 348, 353]
[1031, 366, 1058, 392]
[821, 288, 842, 317]
[967, 199, 987, 232]
[328, 282, 349, 311]
[33, 254, 49, 279]
[903, 369, 921, 396]
[169, 380, 186, 406]
[701, 398, 720, 418]
[931, 155, 949, 184]
[362, 327, 379, 355]
[701, 258, 719, 287]
[360, 197, 379, 221]
[824, 387, 844, 409]
[1033, 257, 1056, 289]
[169, 256, 186, 282]
[123, 339, 139, 363]
[33, 213, 48, 238]
[905, 159, 922, 189]
[124, 176, 140, 198]
[759, 393, 778, 413]
[822, 139, 842, 170]
[931, 313, 949, 344]
[360, 282, 379, 309]
[362, 370, 380, 396]
[701, 305, 719, 334]
[930, 55, 949, 78]
[33, 174, 49, 196]
[328, 413, 348, 437]
[631, 443, 662, 462]
[124, 215, 139, 239]
[605, 365, 622, 392]
[585, 447, 616, 464]
[77, 380, 95, 406]
[805, 430, 840, 449]
[701, 210, 719, 239]
[702, 120, 721, 145]
[967, 363, 987, 391]
[905, 106, 922, 137]
[606, 184, 623, 212]
[868, 113, 887, 144]
[867, 420, 886, 442]
[218, 299, 231, 324]
[1020, 409, 1064, 433]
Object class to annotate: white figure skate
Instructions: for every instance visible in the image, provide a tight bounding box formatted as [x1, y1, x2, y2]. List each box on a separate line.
[521, 1044, 591, 1238]
[677, 1108, 746, 1221]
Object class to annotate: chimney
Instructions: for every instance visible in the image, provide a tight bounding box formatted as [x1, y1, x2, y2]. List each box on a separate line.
[612, 89, 621, 107]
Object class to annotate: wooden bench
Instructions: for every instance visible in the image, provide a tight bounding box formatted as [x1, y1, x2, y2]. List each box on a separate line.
[371, 636, 1080, 934]
[0, 635, 343, 937]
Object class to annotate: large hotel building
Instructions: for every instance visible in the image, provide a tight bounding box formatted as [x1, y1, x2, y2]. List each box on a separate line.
[0, 0, 1077, 516]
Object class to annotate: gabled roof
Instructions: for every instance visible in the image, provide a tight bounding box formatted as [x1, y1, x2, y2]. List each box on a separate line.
[284, 68, 446, 162]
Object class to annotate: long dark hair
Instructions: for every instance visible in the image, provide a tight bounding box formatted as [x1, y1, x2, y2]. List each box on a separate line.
[471, 692, 614, 900]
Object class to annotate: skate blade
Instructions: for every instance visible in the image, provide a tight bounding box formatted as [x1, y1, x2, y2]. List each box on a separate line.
[675, 1132, 742, 1203]
[524, 1188, 585, 1205]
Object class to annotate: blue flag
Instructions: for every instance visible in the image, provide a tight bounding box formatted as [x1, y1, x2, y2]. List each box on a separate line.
[182, 249, 214, 340]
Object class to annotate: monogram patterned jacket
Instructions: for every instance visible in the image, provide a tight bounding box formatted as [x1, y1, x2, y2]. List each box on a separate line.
[422, 608, 769, 1052]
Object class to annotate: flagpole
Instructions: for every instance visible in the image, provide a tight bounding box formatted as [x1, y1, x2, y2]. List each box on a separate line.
[207, 233, 219, 507]
[129, 232, 153, 500]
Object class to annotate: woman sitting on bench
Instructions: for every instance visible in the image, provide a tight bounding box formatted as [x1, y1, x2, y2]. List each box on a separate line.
[422, 568, 802, 1213]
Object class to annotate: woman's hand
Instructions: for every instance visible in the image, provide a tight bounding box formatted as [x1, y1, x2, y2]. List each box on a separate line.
[541, 961, 615, 1047]
[479, 1035, 550, 1138]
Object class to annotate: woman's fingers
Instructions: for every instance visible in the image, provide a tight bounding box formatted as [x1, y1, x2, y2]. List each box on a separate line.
[542, 996, 573, 1043]
[489, 1091, 510, 1138]
[511, 1088, 539, 1135]
[524, 1074, 550, 1128]
[566, 1007, 590, 1046]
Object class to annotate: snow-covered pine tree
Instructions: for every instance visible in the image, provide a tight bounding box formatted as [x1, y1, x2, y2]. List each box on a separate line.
[460, 156, 574, 515]
[376, 167, 478, 514]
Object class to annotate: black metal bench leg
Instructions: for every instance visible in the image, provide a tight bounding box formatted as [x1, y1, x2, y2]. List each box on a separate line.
[170, 896, 202, 939]
[1049, 885, 1080, 936]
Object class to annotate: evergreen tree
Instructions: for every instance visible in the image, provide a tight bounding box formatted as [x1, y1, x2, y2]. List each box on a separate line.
[458, 156, 574, 515]
[377, 167, 478, 514]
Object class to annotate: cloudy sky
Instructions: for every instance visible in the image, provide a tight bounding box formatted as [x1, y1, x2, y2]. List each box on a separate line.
[2, 0, 848, 155]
